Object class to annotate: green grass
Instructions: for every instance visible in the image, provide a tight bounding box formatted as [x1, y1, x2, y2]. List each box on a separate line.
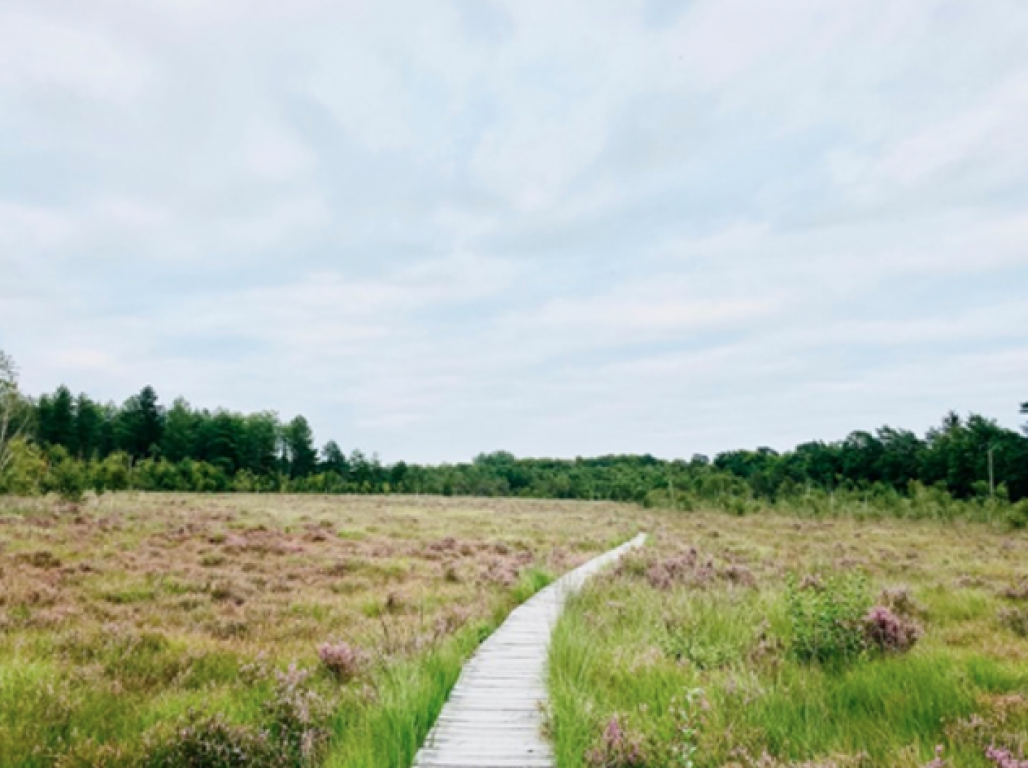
[548, 513, 1028, 767]
[325, 622, 492, 767]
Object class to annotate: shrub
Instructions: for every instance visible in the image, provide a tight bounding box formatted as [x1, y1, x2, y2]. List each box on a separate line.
[317, 640, 364, 682]
[262, 664, 331, 762]
[44, 448, 88, 503]
[786, 573, 870, 664]
[142, 711, 279, 767]
[0, 437, 46, 495]
[862, 606, 922, 654]
[1007, 500, 1028, 530]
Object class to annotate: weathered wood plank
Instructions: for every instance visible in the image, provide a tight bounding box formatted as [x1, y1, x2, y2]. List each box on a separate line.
[413, 533, 645, 768]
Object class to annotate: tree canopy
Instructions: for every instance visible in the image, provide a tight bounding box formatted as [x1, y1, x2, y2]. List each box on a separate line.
[3, 349, 1028, 513]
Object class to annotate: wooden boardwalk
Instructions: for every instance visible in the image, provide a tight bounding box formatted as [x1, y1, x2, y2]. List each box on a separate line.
[413, 533, 647, 768]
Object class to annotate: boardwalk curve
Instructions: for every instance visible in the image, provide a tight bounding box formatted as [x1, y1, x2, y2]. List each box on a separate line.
[413, 533, 647, 768]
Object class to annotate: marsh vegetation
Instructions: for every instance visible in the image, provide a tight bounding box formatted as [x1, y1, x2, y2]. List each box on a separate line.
[548, 512, 1028, 767]
[0, 493, 636, 766]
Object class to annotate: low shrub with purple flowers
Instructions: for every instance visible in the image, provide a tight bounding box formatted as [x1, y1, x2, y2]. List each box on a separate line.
[317, 640, 366, 682]
[862, 606, 922, 654]
[142, 711, 281, 767]
[140, 663, 333, 767]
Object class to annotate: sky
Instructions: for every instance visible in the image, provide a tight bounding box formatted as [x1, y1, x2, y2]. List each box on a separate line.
[1, 0, 1027, 463]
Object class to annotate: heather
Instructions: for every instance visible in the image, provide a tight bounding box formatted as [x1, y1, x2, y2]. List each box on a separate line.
[548, 511, 1028, 767]
[0, 493, 638, 765]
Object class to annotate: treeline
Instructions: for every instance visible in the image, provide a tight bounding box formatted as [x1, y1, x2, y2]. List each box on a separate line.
[1, 357, 1027, 524]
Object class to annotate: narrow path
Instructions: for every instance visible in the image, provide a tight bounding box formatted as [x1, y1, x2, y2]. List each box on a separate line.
[413, 533, 647, 768]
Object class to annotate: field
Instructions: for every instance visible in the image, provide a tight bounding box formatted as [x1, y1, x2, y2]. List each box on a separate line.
[549, 512, 1028, 767]
[0, 493, 638, 766]
[1, 495, 1026, 768]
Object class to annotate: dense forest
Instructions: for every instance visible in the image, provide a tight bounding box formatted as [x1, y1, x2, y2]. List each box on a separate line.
[1, 351, 1027, 523]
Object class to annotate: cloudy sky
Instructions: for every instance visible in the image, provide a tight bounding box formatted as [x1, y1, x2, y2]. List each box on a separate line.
[1, 0, 1026, 462]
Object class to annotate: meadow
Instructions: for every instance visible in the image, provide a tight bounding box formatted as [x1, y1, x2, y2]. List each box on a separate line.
[548, 511, 1028, 767]
[2, 493, 1026, 768]
[0, 493, 638, 766]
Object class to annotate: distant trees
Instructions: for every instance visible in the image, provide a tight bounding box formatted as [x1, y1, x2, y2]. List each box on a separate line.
[321, 440, 348, 476]
[283, 416, 317, 478]
[3, 355, 1028, 518]
[118, 385, 164, 459]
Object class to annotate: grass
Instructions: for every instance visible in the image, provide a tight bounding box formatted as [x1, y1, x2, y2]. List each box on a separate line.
[548, 512, 1028, 767]
[0, 492, 640, 766]
[4, 493, 1026, 766]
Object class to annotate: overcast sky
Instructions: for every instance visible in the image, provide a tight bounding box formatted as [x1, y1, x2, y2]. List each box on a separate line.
[1, 0, 1027, 462]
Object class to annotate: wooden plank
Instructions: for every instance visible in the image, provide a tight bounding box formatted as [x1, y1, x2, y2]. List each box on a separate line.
[413, 533, 645, 768]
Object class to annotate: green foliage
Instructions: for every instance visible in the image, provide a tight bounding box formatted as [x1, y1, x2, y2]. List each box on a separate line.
[0, 350, 31, 480]
[43, 446, 89, 503]
[283, 416, 318, 478]
[6, 366, 1028, 521]
[118, 386, 165, 459]
[785, 574, 870, 664]
[0, 437, 46, 495]
[1006, 499, 1028, 530]
[94, 451, 132, 493]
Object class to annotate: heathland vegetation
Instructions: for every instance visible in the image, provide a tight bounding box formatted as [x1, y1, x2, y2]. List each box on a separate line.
[548, 512, 1028, 767]
[0, 493, 638, 766]
[1, 351, 1027, 527]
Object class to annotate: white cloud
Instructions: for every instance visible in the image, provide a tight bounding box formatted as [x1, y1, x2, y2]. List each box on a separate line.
[1, 0, 1027, 461]
[0, 9, 148, 100]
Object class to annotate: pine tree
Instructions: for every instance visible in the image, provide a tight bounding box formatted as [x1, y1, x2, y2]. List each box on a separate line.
[283, 416, 318, 478]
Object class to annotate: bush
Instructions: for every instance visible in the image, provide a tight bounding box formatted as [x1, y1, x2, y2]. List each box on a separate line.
[862, 606, 922, 654]
[0, 437, 46, 495]
[317, 640, 364, 682]
[43, 447, 88, 503]
[1006, 500, 1028, 530]
[262, 665, 331, 762]
[142, 711, 279, 767]
[786, 573, 870, 664]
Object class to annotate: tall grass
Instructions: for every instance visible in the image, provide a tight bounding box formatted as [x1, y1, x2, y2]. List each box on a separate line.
[548, 516, 1028, 767]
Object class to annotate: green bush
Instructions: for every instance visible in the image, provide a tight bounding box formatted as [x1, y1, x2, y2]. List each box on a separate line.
[1006, 499, 1028, 530]
[43, 447, 88, 503]
[786, 573, 870, 664]
[0, 437, 46, 495]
